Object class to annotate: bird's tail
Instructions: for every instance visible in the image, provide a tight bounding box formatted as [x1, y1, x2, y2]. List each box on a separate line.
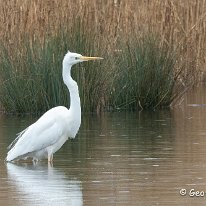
[6, 128, 29, 162]
[6, 152, 15, 162]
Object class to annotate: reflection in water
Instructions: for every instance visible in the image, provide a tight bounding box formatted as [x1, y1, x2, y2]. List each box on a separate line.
[6, 163, 82, 206]
[2, 84, 206, 205]
[79, 111, 178, 205]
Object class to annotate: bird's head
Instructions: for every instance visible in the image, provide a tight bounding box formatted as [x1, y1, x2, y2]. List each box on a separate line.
[63, 51, 103, 66]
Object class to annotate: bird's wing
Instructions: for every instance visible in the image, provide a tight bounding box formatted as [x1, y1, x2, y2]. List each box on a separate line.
[7, 107, 68, 160]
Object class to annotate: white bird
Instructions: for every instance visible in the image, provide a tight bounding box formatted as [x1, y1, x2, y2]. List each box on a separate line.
[6, 51, 103, 163]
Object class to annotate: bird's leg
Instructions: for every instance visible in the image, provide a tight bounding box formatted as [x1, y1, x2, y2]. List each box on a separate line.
[48, 153, 53, 163]
[48, 160, 53, 167]
[32, 157, 39, 165]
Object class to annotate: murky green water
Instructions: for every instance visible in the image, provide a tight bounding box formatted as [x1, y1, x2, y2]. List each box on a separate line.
[1, 85, 206, 205]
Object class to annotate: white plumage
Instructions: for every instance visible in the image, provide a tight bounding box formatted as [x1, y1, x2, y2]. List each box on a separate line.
[6, 51, 103, 162]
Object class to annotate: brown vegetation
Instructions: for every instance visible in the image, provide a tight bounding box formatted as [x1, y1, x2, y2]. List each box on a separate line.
[0, 0, 206, 112]
[1, 0, 206, 74]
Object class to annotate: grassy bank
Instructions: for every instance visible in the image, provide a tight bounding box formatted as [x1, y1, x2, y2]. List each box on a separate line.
[111, 35, 178, 110]
[0, 33, 182, 113]
[0, 0, 205, 113]
[0, 31, 107, 113]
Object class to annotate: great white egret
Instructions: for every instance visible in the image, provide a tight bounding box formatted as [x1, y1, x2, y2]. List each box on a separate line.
[6, 51, 103, 163]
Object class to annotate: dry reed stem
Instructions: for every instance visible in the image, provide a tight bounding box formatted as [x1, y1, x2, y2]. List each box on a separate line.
[0, 0, 205, 77]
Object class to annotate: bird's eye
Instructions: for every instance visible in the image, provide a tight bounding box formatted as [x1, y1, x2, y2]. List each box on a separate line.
[75, 57, 79, 60]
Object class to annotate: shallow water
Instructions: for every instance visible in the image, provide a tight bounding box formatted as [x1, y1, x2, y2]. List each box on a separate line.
[1, 85, 206, 205]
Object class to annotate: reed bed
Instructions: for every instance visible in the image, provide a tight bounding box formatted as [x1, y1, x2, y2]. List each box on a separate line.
[0, 0, 206, 113]
[111, 35, 177, 110]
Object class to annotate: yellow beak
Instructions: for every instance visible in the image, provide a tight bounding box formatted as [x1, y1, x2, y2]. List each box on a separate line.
[79, 56, 103, 61]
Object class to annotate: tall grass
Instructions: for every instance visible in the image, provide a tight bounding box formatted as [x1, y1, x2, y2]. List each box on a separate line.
[0, 30, 109, 113]
[0, 0, 205, 113]
[110, 35, 178, 110]
[0, 33, 181, 113]
[0, 37, 65, 113]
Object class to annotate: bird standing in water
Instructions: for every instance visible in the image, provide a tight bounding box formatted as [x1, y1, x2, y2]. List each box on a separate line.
[6, 51, 103, 163]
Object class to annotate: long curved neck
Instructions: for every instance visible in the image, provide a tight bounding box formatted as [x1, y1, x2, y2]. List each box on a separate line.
[62, 63, 81, 118]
